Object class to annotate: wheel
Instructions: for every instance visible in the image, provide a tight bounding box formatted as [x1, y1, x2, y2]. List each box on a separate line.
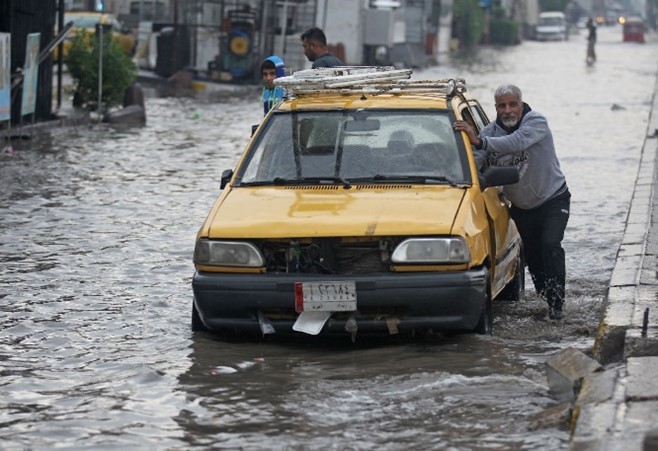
[474, 269, 493, 335]
[191, 299, 209, 332]
[499, 247, 525, 302]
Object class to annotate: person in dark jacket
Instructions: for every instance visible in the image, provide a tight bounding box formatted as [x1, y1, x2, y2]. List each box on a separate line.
[586, 17, 597, 62]
[300, 27, 342, 68]
[261, 55, 285, 116]
[454, 84, 570, 320]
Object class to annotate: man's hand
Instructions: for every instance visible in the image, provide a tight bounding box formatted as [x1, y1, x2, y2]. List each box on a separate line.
[453, 120, 480, 148]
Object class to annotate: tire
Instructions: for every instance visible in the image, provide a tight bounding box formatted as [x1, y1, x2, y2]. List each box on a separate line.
[499, 248, 525, 302]
[474, 270, 493, 335]
[191, 299, 209, 332]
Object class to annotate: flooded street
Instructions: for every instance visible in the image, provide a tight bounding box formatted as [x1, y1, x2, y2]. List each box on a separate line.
[1, 24, 657, 449]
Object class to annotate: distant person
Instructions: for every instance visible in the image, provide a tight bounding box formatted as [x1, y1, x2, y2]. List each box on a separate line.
[261, 55, 285, 116]
[300, 27, 342, 68]
[586, 17, 597, 62]
[453, 84, 570, 320]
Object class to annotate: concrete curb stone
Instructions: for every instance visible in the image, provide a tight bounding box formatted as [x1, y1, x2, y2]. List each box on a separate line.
[570, 69, 658, 450]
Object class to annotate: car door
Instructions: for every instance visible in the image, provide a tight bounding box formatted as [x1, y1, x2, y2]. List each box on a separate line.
[454, 98, 517, 294]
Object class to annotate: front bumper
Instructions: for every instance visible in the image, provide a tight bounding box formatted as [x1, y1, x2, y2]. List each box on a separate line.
[536, 32, 565, 41]
[192, 268, 488, 336]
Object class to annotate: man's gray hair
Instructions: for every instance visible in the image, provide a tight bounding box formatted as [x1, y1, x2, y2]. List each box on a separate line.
[494, 84, 522, 100]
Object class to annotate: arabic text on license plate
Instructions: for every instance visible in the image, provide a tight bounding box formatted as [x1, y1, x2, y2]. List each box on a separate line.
[294, 281, 357, 313]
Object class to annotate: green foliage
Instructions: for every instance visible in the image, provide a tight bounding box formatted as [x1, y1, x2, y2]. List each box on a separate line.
[489, 19, 520, 45]
[66, 30, 136, 111]
[451, 0, 485, 48]
[492, 6, 506, 20]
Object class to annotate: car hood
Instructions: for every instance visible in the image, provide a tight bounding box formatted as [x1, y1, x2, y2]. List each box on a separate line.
[205, 186, 466, 238]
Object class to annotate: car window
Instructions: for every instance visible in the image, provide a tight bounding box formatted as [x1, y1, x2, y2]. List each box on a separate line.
[238, 110, 469, 184]
[464, 102, 488, 131]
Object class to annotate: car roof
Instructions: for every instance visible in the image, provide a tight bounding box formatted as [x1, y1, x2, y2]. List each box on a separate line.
[273, 66, 468, 111]
[65, 11, 119, 26]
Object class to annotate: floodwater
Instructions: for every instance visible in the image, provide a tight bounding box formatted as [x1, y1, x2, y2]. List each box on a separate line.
[1, 25, 657, 450]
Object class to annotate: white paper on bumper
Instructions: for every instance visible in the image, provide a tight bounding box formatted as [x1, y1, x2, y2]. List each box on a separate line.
[292, 311, 333, 335]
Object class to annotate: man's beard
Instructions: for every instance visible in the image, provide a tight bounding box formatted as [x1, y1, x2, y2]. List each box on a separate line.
[501, 116, 519, 128]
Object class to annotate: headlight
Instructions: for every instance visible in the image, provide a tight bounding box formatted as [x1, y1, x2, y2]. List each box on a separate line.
[391, 238, 470, 264]
[194, 240, 264, 267]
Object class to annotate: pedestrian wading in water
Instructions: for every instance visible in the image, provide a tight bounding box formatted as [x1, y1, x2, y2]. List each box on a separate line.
[454, 84, 570, 320]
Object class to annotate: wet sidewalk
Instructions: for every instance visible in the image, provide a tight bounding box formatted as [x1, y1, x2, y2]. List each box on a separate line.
[570, 69, 658, 450]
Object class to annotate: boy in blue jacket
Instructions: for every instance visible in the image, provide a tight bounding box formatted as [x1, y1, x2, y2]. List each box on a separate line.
[261, 55, 285, 116]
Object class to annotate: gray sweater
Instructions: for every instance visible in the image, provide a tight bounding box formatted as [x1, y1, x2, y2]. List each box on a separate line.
[478, 109, 567, 210]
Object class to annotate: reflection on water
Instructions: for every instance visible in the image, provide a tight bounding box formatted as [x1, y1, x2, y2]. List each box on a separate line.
[0, 25, 656, 449]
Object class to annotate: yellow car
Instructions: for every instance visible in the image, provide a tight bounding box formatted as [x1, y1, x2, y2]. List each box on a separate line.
[54, 12, 135, 61]
[192, 67, 524, 338]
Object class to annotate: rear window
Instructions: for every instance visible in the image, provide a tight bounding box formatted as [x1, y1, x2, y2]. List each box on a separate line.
[237, 110, 469, 184]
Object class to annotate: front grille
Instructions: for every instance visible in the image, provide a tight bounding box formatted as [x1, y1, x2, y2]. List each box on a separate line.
[260, 238, 394, 274]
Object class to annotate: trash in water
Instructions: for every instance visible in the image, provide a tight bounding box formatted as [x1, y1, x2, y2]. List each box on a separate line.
[210, 366, 239, 375]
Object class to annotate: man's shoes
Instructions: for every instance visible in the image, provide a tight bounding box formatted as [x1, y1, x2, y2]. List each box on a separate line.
[548, 305, 564, 320]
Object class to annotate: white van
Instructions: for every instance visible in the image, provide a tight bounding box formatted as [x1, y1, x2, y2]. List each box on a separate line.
[536, 12, 567, 41]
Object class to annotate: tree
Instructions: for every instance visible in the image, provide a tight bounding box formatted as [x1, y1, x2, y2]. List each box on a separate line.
[66, 30, 137, 111]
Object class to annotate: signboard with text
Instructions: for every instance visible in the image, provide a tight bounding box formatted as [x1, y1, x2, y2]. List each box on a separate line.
[0, 33, 10, 121]
[21, 33, 41, 116]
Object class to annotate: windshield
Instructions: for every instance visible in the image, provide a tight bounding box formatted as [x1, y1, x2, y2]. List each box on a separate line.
[539, 17, 564, 26]
[237, 110, 469, 185]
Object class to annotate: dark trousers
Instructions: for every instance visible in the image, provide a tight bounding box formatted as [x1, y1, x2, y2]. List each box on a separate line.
[510, 189, 570, 309]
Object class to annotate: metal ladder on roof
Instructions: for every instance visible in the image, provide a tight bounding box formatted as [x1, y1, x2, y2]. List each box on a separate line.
[274, 66, 467, 96]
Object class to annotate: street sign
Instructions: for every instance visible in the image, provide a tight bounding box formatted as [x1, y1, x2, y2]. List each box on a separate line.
[21, 33, 40, 117]
[0, 33, 10, 121]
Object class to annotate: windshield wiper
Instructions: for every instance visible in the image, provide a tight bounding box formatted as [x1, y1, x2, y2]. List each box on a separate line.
[272, 176, 352, 189]
[369, 174, 458, 186]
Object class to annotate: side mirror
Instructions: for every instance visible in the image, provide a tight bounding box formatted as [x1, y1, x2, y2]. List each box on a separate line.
[251, 124, 258, 136]
[220, 169, 234, 190]
[480, 166, 519, 189]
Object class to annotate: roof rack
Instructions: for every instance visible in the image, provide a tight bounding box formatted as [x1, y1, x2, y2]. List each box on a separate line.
[274, 66, 467, 97]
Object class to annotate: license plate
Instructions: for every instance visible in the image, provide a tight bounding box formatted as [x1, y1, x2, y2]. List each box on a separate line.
[294, 281, 357, 313]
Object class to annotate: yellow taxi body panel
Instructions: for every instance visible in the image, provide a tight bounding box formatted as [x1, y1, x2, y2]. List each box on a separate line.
[203, 186, 463, 238]
[199, 183, 493, 269]
[279, 93, 450, 112]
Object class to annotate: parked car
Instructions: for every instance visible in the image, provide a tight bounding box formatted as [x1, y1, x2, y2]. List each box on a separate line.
[191, 67, 524, 338]
[536, 11, 568, 41]
[54, 11, 135, 61]
[622, 17, 645, 43]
